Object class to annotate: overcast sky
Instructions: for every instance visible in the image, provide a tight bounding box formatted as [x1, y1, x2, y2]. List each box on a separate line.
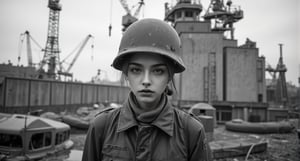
[0, 0, 299, 85]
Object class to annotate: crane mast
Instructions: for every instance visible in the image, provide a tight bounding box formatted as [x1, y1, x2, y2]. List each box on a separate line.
[276, 44, 288, 106]
[24, 31, 33, 67]
[265, 44, 289, 108]
[39, 0, 62, 79]
[18, 31, 33, 67]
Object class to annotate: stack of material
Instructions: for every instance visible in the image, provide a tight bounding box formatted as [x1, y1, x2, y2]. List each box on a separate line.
[198, 115, 214, 142]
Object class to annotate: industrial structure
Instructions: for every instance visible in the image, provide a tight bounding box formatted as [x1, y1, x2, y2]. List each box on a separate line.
[57, 34, 94, 80]
[110, 0, 145, 33]
[203, 0, 243, 40]
[165, 0, 267, 122]
[25, 0, 94, 80]
[38, 0, 62, 79]
[0, 63, 37, 79]
[18, 31, 35, 68]
[265, 44, 289, 108]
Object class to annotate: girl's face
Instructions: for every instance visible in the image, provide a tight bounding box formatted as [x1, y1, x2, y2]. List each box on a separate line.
[125, 53, 170, 109]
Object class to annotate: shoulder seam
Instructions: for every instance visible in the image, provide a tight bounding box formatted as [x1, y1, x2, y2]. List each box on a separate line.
[95, 107, 120, 117]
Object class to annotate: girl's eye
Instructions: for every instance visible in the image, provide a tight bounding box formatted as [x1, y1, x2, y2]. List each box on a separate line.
[153, 68, 165, 75]
[130, 67, 142, 74]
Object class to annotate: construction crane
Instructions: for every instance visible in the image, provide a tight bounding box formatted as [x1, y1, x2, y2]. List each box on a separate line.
[265, 44, 289, 107]
[18, 31, 32, 67]
[36, 0, 92, 80]
[119, 0, 144, 32]
[266, 63, 277, 81]
[57, 34, 94, 79]
[203, 0, 243, 39]
[38, 0, 62, 79]
[276, 44, 288, 106]
[18, 31, 43, 67]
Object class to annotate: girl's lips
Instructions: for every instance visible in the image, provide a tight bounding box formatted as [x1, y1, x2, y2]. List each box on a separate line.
[138, 89, 155, 96]
[138, 89, 154, 93]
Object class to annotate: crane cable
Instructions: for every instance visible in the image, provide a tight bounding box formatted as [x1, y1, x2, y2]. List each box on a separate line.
[28, 33, 43, 63]
[17, 31, 43, 66]
[91, 37, 95, 61]
[59, 35, 94, 71]
[61, 41, 82, 65]
[17, 33, 25, 65]
[109, 0, 113, 37]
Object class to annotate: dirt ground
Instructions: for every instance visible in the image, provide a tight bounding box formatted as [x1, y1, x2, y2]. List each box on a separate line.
[70, 125, 300, 161]
[212, 126, 300, 161]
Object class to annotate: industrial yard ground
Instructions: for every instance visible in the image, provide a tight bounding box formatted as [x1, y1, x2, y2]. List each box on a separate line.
[70, 125, 300, 161]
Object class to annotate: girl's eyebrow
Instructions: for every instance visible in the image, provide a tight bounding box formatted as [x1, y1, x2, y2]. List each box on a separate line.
[152, 64, 167, 68]
[128, 62, 142, 67]
[129, 62, 167, 68]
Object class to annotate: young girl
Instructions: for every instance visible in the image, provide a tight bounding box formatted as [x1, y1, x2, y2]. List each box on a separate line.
[82, 18, 212, 161]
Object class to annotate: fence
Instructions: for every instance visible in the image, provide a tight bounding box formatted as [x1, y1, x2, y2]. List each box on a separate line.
[0, 77, 130, 113]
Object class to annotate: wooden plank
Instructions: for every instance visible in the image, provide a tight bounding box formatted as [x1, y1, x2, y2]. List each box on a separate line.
[5, 78, 29, 107]
[210, 139, 267, 159]
[30, 80, 50, 106]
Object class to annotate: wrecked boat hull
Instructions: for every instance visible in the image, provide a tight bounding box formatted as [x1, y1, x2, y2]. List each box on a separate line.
[0, 113, 74, 161]
[62, 115, 90, 130]
[225, 120, 294, 134]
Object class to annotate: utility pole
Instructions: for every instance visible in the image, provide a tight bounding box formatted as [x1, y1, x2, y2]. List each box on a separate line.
[276, 43, 288, 107]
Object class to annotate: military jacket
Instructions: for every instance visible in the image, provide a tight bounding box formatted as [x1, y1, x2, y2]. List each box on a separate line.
[82, 101, 212, 161]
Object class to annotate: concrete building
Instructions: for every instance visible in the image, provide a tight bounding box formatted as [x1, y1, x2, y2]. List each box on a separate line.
[0, 63, 37, 80]
[165, 0, 267, 123]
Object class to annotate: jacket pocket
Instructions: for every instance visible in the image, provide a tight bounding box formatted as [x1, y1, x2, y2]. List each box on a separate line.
[102, 144, 132, 161]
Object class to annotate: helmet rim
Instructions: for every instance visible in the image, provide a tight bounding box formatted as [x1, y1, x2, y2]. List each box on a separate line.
[112, 46, 185, 73]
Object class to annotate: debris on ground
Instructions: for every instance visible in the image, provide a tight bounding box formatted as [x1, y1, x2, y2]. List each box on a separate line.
[40, 103, 122, 129]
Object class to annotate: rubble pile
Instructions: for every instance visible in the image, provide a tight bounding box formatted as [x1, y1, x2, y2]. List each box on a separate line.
[40, 103, 122, 129]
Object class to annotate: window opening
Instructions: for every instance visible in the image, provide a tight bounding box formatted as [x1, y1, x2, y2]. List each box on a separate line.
[0, 133, 23, 148]
[29, 132, 52, 150]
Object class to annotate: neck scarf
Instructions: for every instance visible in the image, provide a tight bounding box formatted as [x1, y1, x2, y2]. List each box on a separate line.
[128, 92, 167, 124]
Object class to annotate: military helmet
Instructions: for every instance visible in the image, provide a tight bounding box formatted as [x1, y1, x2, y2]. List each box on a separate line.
[112, 18, 185, 73]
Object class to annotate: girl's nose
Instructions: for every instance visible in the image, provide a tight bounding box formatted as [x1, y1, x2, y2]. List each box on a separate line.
[142, 71, 151, 87]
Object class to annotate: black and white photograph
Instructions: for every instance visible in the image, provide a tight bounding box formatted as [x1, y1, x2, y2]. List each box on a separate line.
[0, 0, 299, 161]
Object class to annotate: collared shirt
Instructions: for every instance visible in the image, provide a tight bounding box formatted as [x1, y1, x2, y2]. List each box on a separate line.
[82, 98, 212, 161]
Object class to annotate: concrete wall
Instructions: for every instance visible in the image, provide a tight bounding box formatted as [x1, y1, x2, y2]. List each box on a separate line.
[4, 78, 30, 106]
[224, 47, 258, 102]
[0, 64, 37, 79]
[175, 21, 211, 33]
[0, 77, 130, 113]
[223, 39, 237, 48]
[177, 32, 224, 102]
[52, 82, 66, 105]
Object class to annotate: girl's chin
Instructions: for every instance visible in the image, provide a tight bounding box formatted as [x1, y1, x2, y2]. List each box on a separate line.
[137, 97, 155, 103]
[136, 96, 159, 104]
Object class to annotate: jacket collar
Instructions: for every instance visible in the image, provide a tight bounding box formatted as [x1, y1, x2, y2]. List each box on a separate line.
[117, 94, 174, 136]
